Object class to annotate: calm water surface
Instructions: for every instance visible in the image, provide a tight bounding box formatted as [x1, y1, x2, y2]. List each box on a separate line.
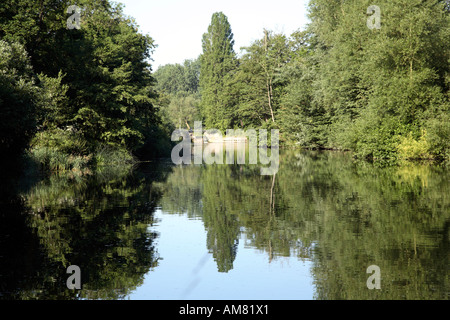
[0, 150, 448, 300]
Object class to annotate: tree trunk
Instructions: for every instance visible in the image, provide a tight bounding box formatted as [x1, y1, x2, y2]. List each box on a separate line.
[264, 29, 275, 123]
[267, 79, 275, 123]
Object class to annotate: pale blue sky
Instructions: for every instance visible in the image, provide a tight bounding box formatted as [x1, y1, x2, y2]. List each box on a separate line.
[116, 0, 311, 70]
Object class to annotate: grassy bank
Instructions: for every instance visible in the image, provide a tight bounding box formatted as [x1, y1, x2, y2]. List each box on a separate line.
[25, 144, 137, 176]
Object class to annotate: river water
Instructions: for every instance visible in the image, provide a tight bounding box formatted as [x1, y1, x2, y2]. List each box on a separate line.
[0, 150, 448, 300]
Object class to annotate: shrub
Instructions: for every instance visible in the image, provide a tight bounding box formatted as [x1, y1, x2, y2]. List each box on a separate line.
[424, 111, 450, 161]
[396, 131, 432, 160]
[94, 145, 136, 167]
[31, 128, 88, 156]
[29, 146, 91, 172]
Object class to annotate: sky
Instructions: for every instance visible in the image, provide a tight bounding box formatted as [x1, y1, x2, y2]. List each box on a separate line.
[116, 0, 311, 70]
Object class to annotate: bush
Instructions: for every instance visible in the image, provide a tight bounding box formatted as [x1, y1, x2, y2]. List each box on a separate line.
[396, 131, 432, 160]
[348, 109, 402, 161]
[424, 111, 450, 161]
[94, 145, 136, 167]
[29, 146, 92, 172]
[92, 145, 137, 179]
[31, 128, 88, 156]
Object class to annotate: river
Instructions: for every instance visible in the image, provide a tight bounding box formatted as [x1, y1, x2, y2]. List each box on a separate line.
[0, 150, 448, 300]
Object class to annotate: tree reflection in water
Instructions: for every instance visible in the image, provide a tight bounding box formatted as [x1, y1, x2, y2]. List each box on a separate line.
[0, 151, 448, 299]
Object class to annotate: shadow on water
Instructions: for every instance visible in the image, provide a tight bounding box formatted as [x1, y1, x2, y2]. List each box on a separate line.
[0, 156, 170, 300]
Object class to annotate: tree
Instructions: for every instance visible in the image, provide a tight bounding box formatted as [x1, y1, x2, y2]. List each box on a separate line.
[153, 58, 201, 130]
[154, 63, 189, 94]
[183, 58, 201, 94]
[199, 12, 238, 131]
[153, 58, 201, 96]
[235, 30, 291, 128]
[167, 94, 199, 129]
[276, 30, 329, 147]
[304, 0, 450, 159]
[0, 0, 161, 160]
[67, 2, 157, 151]
[0, 41, 37, 158]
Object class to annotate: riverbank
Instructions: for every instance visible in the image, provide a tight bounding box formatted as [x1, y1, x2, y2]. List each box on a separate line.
[23, 145, 137, 177]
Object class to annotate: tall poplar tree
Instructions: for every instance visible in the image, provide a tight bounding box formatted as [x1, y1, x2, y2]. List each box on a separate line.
[199, 12, 237, 131]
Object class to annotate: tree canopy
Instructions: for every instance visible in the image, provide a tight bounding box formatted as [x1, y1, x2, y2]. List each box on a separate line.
[0, 0, 169, 169]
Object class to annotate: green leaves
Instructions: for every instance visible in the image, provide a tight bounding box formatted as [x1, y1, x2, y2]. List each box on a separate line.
[1, 0, 448, 164]
[0, 41, 37, 156]
[152, 59, 201, 131]
[300, 0, 450, 160]
[200, 12, 238, 131]
[236, 30, 290, 126]
[1, 0, 160, 161]
[154, 59, 200, 95]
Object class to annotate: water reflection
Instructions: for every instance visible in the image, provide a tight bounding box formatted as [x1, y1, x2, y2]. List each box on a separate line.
[0, 151, 448, 299]
[156, 151, 449, 299]
[0, 161, 166, 300]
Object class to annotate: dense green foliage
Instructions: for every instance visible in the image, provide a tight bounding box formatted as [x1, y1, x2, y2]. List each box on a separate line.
[185, 2, 449, 161]
[0, 0, 169, 170]
[302, 0, 450, 161]
[199, 12, 239, 131]
[153, 58, 201, 130]
[0, 41, 37, 158]
[2, 0, 448, 168]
